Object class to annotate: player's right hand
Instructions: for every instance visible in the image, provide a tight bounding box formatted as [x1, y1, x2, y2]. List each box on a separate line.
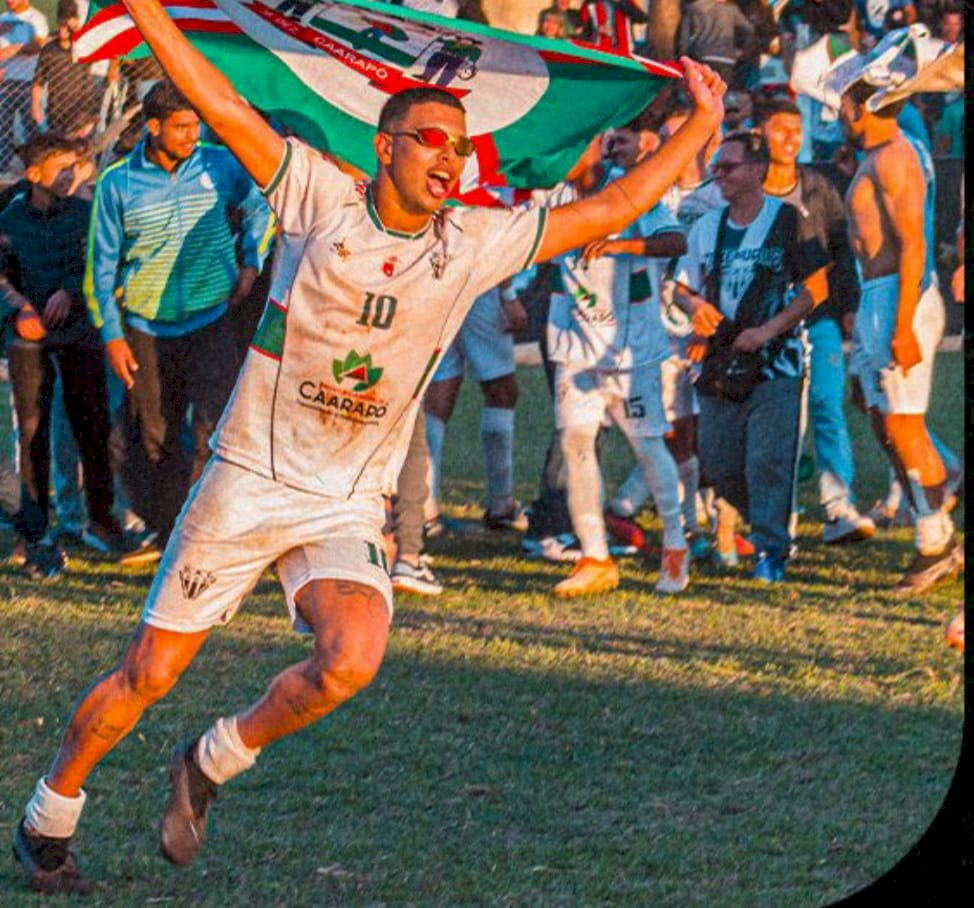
[691, 301, 723, 338]
[14, 305, 46, 342]
[106, 338, 139, 389]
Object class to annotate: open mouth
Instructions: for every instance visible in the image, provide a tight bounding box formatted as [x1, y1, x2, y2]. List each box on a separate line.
[426, 168, 454, 200]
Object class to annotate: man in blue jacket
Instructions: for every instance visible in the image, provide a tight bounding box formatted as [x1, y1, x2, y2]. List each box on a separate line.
[85, 79, 273, 544]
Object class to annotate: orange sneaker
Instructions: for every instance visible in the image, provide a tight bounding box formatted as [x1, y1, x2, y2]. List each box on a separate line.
[553, 557, 619, 598]
[734, 534, 755, 557]
[655, 546, 690, 594]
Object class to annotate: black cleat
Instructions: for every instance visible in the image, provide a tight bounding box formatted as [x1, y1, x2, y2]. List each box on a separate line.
[12, 817, 91, 895]
[895, 536, 964, 596]
[159, 738, 219, 866]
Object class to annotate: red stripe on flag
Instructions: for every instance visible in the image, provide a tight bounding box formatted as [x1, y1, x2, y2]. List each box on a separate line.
[87, 19, 241, 61]
[79, 0, 217, 34]
[471, 134, 504, 189]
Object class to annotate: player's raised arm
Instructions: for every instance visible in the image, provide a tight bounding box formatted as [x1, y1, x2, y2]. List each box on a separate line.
[119, 0, 284, 189]
[536, 58, 725, 264]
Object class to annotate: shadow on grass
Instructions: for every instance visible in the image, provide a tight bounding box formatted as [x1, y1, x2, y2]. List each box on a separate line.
[0, 600, 963, 908]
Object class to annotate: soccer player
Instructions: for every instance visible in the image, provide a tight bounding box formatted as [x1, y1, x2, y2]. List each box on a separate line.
[423, 279, 528, 533]
[12, 0, 725, 892]
[548, 133, 691, 598]
[836, 61, 962, 593]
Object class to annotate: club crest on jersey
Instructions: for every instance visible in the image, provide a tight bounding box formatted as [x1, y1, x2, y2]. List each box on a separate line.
[179, 565, 217, 601]
[332, 350, 383, 391]
[382, 256, 398, 277]
[332, 240, 352, 262]
[429, 251, 450, 280]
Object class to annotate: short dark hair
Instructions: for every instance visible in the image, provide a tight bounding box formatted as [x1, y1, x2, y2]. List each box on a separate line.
[720, 129, 770, 166]
[845, 79, 904, 119]
[377, 88, 466, 133]
[56, 0, 78, 24]
[753, 96, 801, 127]
[142, 80, 195, 122]
[20, 131, 77, 168]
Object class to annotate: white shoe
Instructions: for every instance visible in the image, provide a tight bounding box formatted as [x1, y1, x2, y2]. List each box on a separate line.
[390, 558, 443, 596]
[521, 534, 582, 563]
[655, 547, 690, 594]
[823, 503, 876, 544]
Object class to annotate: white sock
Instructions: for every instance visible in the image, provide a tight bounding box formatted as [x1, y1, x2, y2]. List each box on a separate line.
[24, 777, 86, 839]
[481, 406, 515, 515]
[424, 413, 446, 517]
[632, 435, 685, 550]
[677, 456, 701, 532]
[612, 464, 650, 518]
[906, 469, 953, 555]
[563, 426, 609, 560]
[195, 717, 261, 786]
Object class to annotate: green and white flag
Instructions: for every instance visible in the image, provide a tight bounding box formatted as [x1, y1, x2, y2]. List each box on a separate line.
[75, 0, 679, 194]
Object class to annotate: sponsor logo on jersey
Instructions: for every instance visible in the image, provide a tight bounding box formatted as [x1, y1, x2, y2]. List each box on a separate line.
[332, 350, 383, 391]
[298, 351, 389, 426]
[332, 239, 352, 261]
[382, 256, 398, 277]
[179, 565, 217, 601]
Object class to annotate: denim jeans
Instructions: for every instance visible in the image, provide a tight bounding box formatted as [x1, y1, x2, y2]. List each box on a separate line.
[698, 377, 803, 558]
[807, 318, 856, 509]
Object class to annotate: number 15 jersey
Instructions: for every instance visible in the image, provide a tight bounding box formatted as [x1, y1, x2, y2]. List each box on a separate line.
[212, 138, 547, 500]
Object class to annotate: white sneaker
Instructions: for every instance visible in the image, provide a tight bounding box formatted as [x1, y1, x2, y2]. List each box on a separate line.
[391, 558, 443, 596]
[521, 533, 582, 563]
[823, 503, 876, 544]
[655, 547, 690, 594]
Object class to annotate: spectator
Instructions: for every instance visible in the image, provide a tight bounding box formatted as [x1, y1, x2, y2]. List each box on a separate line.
[538, 8, 568, 38]
[85, 80, 273, 544]
[674, 131, 828, 582]
[0, 133, 146, 579]
[756, 97, 874, 544]
[580, 0, 647, 54]
[680, 0, 756, 85]
[936, 5, 962, 42]
[538, 0, 583, 37]
[31, 0, 98, 138]
[0, 0, 49, 174]
[851, 0, 916, 48]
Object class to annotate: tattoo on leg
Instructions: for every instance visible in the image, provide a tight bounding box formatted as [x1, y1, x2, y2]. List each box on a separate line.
[89, 720, 125, 742]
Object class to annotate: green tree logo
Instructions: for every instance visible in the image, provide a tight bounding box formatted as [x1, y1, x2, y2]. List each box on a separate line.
[332, 350, 383, 391]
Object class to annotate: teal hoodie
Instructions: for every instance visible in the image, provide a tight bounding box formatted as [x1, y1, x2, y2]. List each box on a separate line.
[85, 139, 274, 342]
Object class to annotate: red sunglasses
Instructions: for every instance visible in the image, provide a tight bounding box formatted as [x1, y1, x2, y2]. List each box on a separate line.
[390, 127, 476, 158]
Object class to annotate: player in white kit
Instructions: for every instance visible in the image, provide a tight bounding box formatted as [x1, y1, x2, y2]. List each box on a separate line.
[12, 0, 726, 892]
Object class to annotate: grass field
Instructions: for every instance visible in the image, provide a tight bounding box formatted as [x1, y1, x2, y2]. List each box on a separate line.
[0, 353, 965, 906]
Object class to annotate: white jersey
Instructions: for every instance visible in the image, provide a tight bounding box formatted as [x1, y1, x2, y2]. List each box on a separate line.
[546, 175, 673, 371]
[213, 139, 547, 499]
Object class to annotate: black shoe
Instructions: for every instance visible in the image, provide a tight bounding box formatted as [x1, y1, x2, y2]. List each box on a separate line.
[12, 818, 91, 895]
[83, 519, 162, 566]
[896, 536, 964, 596]
[23, 540, 66, 581]
[159, 738, 219, 866]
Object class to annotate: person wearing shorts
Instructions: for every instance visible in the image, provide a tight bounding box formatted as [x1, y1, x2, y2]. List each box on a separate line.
[835, 51, 962, 594]
[12, 0, 727, 893]
[423, 280, 528, 532]
[548, 137, 691, 599]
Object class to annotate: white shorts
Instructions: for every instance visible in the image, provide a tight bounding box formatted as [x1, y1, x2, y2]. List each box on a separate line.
[554, 361, 669, 437]
[851, 276, 944, 415]
[141, 457, 393, 635]
[433, 288, 514, 383]
[660, 354, 699, 422]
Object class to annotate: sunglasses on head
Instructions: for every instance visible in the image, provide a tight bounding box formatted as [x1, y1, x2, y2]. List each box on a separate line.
[390, 127, 476, 158]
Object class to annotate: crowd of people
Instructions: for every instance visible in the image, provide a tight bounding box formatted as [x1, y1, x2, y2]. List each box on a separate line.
[0, 0, 964, 894]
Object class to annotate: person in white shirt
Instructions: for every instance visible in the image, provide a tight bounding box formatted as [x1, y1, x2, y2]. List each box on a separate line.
[0, 0, 49, 172]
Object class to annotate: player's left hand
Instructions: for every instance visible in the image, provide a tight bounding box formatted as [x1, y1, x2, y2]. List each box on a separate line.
[891, 327, 921, 374]
[680, 58, 726, 127]
[581, 239, 620, 264]
[42, 289, 72, 328]
[229, 265, 258, 309]
[501, 295, 528, 334]
[732, 325, 771, 353]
